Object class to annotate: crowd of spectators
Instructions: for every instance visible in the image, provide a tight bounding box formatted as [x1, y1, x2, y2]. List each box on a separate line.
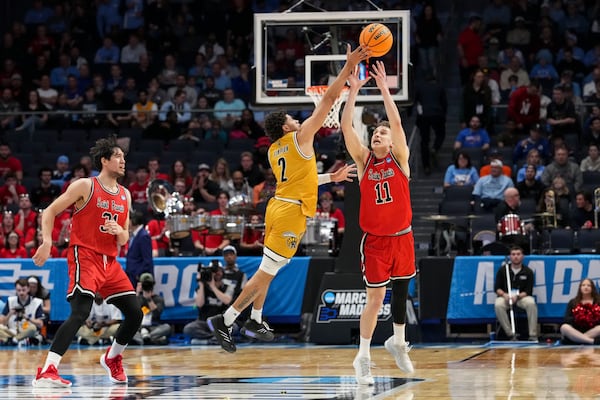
[435, 0, 600, 255]
[0, 0, 364, 260]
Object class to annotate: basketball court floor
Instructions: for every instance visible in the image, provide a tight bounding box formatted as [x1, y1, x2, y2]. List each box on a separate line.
[1, 342, 598, 399]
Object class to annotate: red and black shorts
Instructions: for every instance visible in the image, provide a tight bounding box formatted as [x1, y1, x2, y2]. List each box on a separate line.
[359, 231, 416, 287]
[66, 245, 136, 302]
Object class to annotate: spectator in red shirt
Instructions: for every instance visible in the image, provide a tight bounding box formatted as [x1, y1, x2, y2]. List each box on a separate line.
[129, 166, 150, 204]
[507, 79, 541, 135]
[0, 230, 27, 258]
[14, 194, 37, 240]
[457, 15, 484, 85]
[0, 142, 23, 181]
[0, 172, 27, 207]
[0, 211, 24, 244]
[147, 157, 168, 182]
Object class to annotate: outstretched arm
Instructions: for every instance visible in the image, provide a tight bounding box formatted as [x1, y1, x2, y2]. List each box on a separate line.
[318, 163, 358, 185]
[371, 61, 410, 172]
[297, 44, 370, 149]
[341, 65, 371, 177]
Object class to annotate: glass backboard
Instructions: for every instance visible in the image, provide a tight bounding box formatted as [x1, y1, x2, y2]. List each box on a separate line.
[253, 10, 410, 106]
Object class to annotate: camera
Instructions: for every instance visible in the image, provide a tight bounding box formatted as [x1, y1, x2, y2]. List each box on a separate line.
[141, 280, 154, 292]
[13, 304, 25, 321]
[198, 260, 221, 282]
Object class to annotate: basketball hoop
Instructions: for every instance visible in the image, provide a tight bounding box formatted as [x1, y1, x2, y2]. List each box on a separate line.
[306, 85, 349, 129]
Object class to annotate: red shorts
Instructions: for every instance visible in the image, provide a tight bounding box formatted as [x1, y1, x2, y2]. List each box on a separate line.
[66, 245, 135, 302]
[360, 232, 416, 287]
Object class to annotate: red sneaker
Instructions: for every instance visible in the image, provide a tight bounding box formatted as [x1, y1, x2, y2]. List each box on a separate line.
[100, 347, 128, 384]
[31, 365, 72, 388]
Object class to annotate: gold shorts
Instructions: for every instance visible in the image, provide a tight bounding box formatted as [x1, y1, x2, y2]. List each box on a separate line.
[264, 198, 307, 258]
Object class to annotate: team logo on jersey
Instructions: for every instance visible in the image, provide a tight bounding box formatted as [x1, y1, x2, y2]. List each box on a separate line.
[121, 195, 126, 200]
[283, 232, 298, 249]
[386, 157, 392, 163]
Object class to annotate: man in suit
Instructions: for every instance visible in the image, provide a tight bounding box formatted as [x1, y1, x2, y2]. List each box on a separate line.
[126, 211, 154, 287]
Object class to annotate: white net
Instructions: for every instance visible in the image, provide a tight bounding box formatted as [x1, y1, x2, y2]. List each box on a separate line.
[306, 86, 350, 128]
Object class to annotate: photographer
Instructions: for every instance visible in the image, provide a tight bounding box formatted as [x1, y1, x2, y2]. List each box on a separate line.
[132, 273, 171, 345]
[183, 260, 239, 343]
[0, 278, 44, 345]
[76, 293, 122, 345]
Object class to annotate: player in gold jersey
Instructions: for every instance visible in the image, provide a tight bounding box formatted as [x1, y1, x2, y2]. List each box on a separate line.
[208, 44, 369, 352]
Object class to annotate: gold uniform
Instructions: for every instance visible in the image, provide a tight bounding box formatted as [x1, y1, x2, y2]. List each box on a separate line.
[264, 131, 318, 258]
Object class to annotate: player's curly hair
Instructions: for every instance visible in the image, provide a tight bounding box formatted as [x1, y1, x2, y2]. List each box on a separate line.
[90, 135, 122, 171]
[264, 110, 288, 141]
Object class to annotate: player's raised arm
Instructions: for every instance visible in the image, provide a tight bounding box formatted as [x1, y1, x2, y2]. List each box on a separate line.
[341, 66, 371, 175]
[371, 61, 409, 169]
[297, 44, 369, 145]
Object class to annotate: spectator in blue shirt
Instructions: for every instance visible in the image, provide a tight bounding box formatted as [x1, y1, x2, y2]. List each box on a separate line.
[50, 54, 79, 88]
[94, 37, 120, 65]
[24, 0, 54, 26]
[443, 151, 479, 188]
[515, 149, 545, 182]
[123, 0, 144, 31]
[159, 89, 191, 127]
[472, 159, 515, 211]
[96, 0, 122, 38]
[529, 56, 559, 94]
[513, 124, 551, 165]
[454, 115, 490, 151]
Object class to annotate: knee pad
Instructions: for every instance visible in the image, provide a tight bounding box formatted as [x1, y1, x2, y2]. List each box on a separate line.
[258, 247, 290, 275]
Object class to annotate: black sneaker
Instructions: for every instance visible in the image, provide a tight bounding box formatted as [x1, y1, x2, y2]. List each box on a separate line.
[207, 315, 236, 353]
[240, 319, 275, 341]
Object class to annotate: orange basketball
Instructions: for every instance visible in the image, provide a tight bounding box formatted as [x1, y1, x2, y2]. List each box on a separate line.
[359, 23, 393, 58]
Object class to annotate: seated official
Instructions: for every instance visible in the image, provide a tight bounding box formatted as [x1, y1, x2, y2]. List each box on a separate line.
[494, 246, 538, 341]
[560, 278, 600, 345]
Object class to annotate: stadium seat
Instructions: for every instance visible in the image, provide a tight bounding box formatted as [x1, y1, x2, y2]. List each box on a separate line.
[443, 185, 474, 202]
[541, 229, 575, 254]
[576, 229, 600, 253]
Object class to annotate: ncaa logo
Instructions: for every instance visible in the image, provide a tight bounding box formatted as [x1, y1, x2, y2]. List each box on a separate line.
[323, 291, 335, 304]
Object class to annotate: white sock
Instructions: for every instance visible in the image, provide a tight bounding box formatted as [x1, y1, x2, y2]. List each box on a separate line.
[357, 336, 371, 358]
[393, 323, 406, 345]
[108, 341, 127, 358]
[250, 308, 263, 323]
[43, 351, 62, 372]
[223, 307, 241, 326]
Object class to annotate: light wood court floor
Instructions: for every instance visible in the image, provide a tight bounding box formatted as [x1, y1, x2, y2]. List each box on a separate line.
[1, 343, 599, 399]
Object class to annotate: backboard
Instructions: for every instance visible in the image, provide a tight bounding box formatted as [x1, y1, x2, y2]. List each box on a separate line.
[253, 10, 410, 106]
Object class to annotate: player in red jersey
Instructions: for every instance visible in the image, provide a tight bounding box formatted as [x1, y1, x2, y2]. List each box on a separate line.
[31, 136, 143, 388]
[341, 61, 415, 385]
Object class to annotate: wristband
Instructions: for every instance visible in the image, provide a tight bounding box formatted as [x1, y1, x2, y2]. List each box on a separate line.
[317, 173, 331, 185]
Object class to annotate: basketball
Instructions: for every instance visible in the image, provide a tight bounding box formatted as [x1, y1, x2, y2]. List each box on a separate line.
[359, 23, 393, 57]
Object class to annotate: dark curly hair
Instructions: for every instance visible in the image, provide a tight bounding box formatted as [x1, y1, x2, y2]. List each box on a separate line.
[264, 110, 288, 141]
[90, 135, 123, 171]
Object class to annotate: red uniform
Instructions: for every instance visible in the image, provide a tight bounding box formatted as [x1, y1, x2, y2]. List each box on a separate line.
[359, 152, 415, 286]
[66, 177, 134, 301]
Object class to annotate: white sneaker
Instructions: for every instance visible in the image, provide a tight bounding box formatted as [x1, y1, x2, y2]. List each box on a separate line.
[384, 338, 414, 373]
[353, 355, 374, 385]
